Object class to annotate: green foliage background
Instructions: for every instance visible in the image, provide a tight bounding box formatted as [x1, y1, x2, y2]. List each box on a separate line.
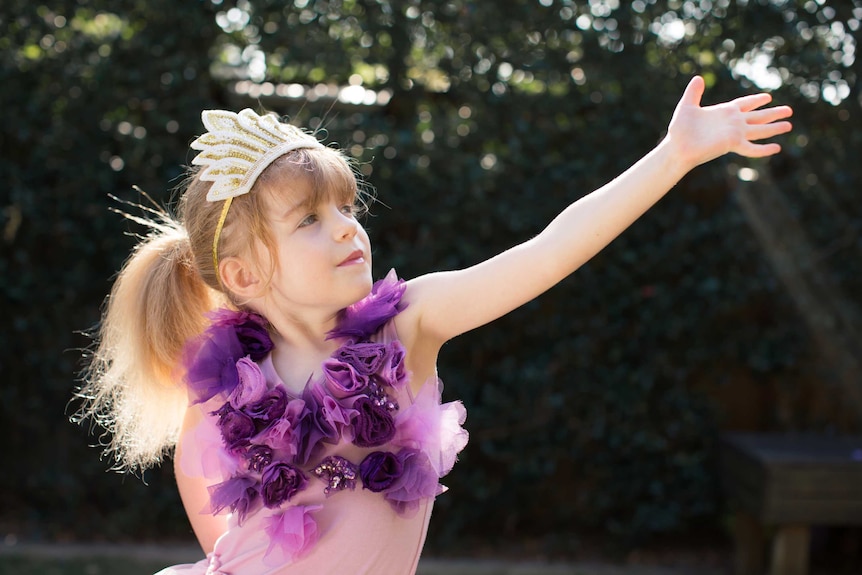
[2, 0, 860, 557]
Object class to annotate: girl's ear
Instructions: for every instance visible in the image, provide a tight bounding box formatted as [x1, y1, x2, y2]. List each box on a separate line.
[219, 256, 261, 300]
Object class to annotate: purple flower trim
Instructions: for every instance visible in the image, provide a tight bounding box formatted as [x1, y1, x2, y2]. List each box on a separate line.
[244, 385, 288, 430]
[209, 309, 273, 361]
[358, 451, 403, 493]
[331, 342, 388, 375]
[207, 474, 261, 526]
[229, 357, 268, 408]
[321, 358, 369, 399]
[352, 396, 396, 448]
[252, 397, 306, 458]
[384, 448, 442, 516]
[183, 325, 243, 404]
[186, 268, 458, 548]
[297, 382, 356, 465]
[327, 270, 407, 340]
[212, 403, 256, 452]
[377, 341, 408, 389]
[260, 461, 308, 508]
[263, 505, 322, 566]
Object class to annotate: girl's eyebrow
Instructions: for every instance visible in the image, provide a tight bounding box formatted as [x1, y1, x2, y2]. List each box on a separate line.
[280, 204, 302, 219]
[276, 197, 315, 220]
[274, 185, 350, 219]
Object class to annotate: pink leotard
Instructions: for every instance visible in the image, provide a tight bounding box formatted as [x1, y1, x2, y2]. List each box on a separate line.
[156, 272, 468, 575]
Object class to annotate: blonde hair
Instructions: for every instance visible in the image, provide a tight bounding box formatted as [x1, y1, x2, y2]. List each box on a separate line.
[75, 142, 363, 472]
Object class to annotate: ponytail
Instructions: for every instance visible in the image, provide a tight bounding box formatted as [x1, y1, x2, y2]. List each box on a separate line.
[76, 144, 356, 471]
[75, 211, 224, 471]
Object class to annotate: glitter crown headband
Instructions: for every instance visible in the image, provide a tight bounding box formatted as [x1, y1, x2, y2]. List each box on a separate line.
[190, 109, 324, 285]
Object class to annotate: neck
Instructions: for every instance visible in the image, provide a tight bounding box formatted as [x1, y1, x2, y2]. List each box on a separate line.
[271, 321, 341, 355]
[267, 324, 343, 396]
[252, 302, 345, 391]
[252, 296, 342, 343]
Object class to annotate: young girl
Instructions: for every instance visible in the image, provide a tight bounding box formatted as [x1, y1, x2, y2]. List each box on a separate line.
[77, 76, 791, 574]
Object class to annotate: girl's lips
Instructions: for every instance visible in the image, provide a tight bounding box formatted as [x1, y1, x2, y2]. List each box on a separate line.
[339, 250, 365, 266]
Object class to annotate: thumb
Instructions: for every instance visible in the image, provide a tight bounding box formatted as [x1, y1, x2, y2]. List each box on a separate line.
[679, 75, 705, 108]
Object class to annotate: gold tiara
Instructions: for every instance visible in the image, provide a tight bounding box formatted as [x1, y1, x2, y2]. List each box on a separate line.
[189, 109, 325, 284]
[191, 108, 324, 201]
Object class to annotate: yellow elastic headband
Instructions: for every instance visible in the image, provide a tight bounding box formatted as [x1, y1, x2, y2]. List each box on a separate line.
[212, 197, 233, 287]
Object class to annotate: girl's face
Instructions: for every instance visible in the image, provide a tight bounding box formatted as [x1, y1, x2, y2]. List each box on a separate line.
[258, 175, 373, 319]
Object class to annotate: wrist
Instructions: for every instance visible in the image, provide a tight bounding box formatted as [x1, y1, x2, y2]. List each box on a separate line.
[654, 135, 696, 182]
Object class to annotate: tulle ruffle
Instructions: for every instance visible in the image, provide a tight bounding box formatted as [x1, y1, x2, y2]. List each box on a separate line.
[327, 269, 407, 340]
[180, 412, 240, 482]
[262, 504, 322, 566]
[393, 379, 469, 478]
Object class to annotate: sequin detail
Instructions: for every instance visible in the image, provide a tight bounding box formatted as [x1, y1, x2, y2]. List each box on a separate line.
[368, 381, 399, 412]
[313, 456, 359, 496]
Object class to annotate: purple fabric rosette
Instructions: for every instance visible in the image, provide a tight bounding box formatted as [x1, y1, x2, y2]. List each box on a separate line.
[244, 386, 289, 430]
[378, 341, 408, 389]
[331, 342, 388, 375]
[352, 396, 396, 448]
[383, 448, 442, 516]
[260, 462, 308, 508]
[212, 403, 257, 452]
[358, 451, 403, 493]
[263, 505, 322, 566]
[209, 308, 273, 361]
[252, 398, 307, 458]
[229, 357, 269, 408]
[183, 309, 272, 405]
[321, 358, 369, 399]
[297, 382, 356, 465]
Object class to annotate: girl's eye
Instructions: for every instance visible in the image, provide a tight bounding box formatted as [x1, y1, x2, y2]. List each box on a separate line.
[341, 204, 357, 216]
[299, 214, 318, 227]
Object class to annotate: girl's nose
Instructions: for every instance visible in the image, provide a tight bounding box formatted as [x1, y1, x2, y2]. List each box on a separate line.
[332, 207, 359, 240]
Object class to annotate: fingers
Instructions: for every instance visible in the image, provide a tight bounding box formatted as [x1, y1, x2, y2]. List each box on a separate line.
[736, 116, 792, 157]
[680, 75, 705, 107]
[734, 92, 774, 112]
[738, 141, 783, 158]
[745, 105, 794, 125]
[746, 120, 793, 142]
[739, 102, 793, 149]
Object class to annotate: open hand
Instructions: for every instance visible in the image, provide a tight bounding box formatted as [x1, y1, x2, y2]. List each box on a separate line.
[667, 75, 793, 168]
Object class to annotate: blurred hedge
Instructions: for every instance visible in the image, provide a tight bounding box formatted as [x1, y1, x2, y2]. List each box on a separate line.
[2, 0, 861, 556]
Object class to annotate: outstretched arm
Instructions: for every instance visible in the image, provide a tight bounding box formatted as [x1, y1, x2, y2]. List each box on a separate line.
[400, 76, 793, 347]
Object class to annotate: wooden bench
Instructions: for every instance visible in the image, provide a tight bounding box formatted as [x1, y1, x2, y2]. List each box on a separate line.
[720, 433, 862, 575]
